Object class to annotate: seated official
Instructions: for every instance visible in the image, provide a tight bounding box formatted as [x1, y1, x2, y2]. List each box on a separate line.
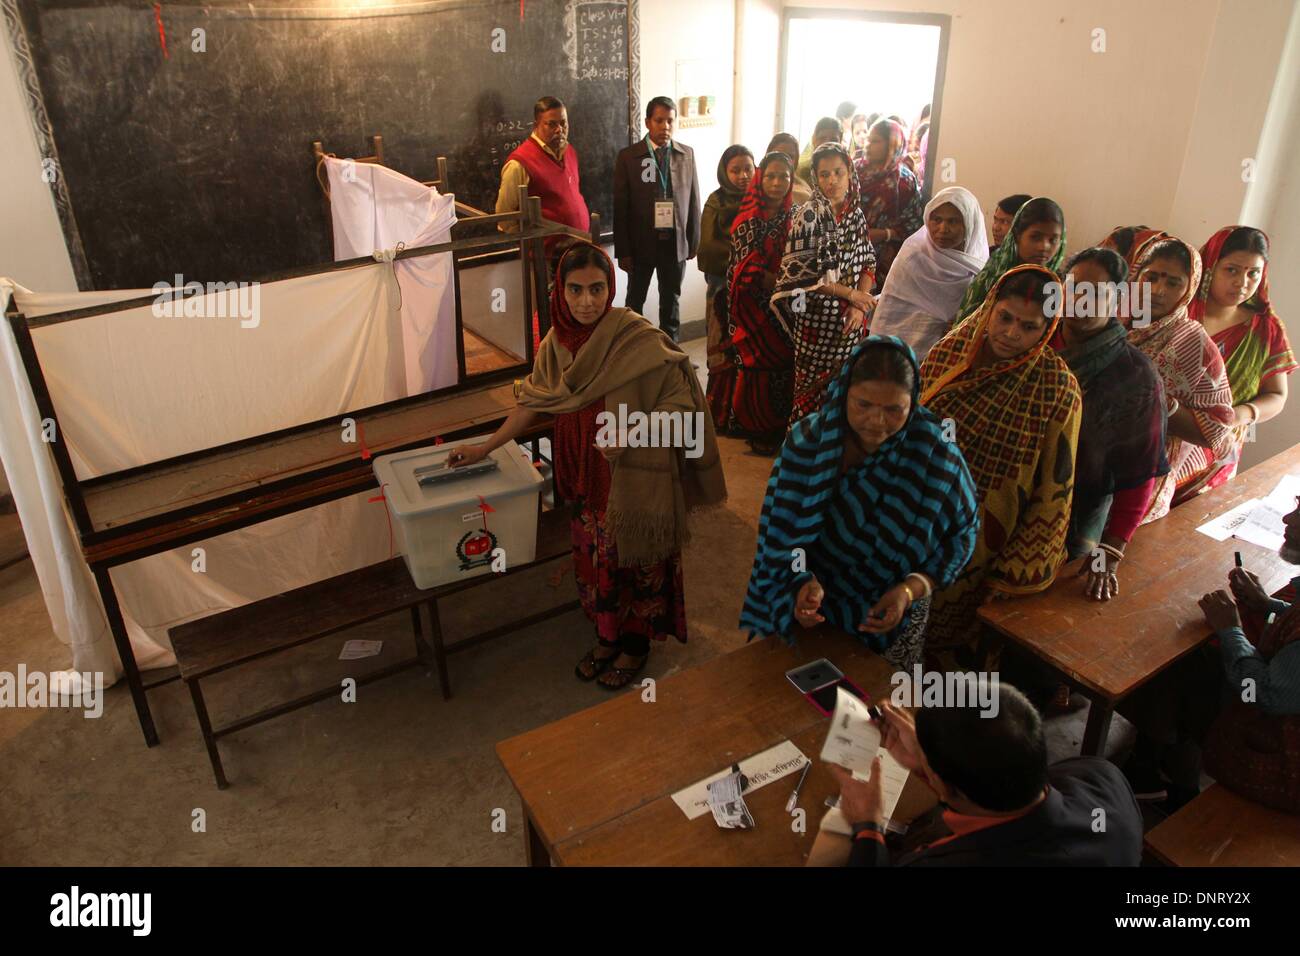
[1122, 496, 1300, 814]
[828, 684, 1143, 866]
[1198, 497, 1300, 813]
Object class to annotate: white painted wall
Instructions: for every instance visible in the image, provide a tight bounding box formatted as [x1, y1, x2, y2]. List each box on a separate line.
[617, 0, 737, 331]
[1240, 1, 1300, 469]
[737, 0, 784, 148]
[1166, 0, 1293, 244]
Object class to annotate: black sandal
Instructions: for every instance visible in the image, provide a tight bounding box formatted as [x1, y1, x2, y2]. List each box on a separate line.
[575, 646, 619, 682]
[598, 653, 649, 690]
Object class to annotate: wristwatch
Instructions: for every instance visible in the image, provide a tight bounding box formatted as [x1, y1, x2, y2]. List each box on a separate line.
[851, 820, 886, 838]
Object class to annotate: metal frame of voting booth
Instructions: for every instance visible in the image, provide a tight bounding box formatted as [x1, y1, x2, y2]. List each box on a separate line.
[5, 172, 597, 748]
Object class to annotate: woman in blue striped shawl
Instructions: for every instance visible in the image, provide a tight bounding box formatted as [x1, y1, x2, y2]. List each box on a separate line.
[739, 336, 979, 667]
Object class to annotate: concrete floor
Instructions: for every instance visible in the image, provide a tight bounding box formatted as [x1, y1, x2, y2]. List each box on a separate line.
[0, 338, 1133, 865]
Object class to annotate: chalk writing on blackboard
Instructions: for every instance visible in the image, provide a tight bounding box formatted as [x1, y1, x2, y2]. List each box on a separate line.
[565, 0, 630, 82]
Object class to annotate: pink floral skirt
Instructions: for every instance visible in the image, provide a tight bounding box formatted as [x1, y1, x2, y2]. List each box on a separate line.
[570, 504, 688, 646]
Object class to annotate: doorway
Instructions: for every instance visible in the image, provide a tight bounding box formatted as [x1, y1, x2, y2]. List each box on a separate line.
[779, 10, 949, 197]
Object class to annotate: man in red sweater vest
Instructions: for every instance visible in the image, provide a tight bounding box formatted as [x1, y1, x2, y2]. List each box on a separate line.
[496, 96, 590, 338]
[496, 96, 590, 252]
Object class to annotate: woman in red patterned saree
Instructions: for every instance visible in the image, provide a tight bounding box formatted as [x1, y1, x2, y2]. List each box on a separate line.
[708, 150, 796, 452]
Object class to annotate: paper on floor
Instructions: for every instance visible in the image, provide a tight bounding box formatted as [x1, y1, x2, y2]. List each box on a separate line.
[671, 740, 809, 821]
[339, 639, 384, 661]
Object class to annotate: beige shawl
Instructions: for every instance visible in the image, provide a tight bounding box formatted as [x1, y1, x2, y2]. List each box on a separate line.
[518, 308, 727, 565]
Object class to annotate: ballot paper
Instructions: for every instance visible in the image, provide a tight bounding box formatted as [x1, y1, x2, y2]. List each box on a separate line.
[338, 639, 384, 661]
[1235, 475, 1300, 552]
[818, 687, 911, 836]
[671, 740, 809, 820]
[707, 770, 756, 830]
[1196, 498, 1260, 542]
[820, 686, 882, 773]
[1236, 502, 1287, 552]
[1264, 473, 1300, 510]
[818, 750, 911, 837]
[1196, 474, 1300, 551]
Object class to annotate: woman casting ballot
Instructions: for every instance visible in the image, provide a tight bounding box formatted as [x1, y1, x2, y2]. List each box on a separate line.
[447, 242, 726, 690]
[739, 337, 978, 669]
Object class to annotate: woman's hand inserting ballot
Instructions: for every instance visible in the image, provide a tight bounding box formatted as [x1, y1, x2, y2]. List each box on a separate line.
[446, 445, 489, 469]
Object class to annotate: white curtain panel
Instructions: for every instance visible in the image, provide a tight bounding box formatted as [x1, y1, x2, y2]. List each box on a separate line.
[325, 155, 459, 394]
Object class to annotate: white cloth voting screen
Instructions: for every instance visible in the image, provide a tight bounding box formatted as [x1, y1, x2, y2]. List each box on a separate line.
[325, 156, 458, 395]
[0, 179, 457, 682]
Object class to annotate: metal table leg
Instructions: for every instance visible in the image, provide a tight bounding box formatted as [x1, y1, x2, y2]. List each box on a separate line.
[92, 563, 159, 747]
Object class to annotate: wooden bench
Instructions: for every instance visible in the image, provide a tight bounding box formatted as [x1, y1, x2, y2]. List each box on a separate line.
[1144, 783, 1300, 866]
[170, 507, 577, 788]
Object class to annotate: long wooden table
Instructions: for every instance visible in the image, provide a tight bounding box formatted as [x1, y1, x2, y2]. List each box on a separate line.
[495, 630, 936, 866]
[979, 444, 1300, 756]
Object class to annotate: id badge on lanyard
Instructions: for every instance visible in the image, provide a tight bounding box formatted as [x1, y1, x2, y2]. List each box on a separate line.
[647, 137, 674, 230]
[654, 200, 674, 229]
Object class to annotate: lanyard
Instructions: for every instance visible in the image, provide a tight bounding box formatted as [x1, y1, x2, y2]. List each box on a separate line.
[645, 136, 671, 197]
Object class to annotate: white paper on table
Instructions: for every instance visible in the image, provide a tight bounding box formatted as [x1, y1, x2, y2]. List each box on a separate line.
[1262, 474, 1300, 512]
[671, 740, 809, 820]
[1237, 500, 1287, 552]
[339, 639, 384, 661]
[820, 686, 882, 773]
[819, 749, 911, 836]
[1196, 498, 1260, 542]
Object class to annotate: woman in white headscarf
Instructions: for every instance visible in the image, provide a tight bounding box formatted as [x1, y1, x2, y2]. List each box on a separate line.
[868, 187, 989, 360]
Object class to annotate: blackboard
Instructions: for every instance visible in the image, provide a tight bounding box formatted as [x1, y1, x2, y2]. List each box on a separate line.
[13, 0, 639, 290]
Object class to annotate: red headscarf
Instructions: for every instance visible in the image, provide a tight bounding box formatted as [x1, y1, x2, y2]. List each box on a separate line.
[550, 242, 616, 355]
[1188, 225, 1274, 323]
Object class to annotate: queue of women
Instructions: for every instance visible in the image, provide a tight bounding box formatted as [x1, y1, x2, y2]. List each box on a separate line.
[448, 114, 1293, 704]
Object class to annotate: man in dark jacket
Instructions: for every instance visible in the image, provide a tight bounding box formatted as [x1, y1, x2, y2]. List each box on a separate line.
[613, 96, 701, 342]
[829, 681, 1143, 866]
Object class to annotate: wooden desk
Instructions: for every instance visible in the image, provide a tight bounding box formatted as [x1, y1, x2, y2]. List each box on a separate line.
[495, 630, 936, 866]
[979, 444, 1300, 755]
[1145, 784, 1300, 867]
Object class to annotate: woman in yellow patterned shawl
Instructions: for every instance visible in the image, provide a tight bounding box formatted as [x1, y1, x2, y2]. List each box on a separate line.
[919, 265, 1083, 669]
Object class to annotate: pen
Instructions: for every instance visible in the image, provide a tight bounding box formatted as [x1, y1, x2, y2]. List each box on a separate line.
[786, 762, 811, 813]
[1234, 551, 1243, 568]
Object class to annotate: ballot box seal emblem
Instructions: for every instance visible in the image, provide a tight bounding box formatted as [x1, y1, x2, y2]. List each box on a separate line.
[457, 527, 499, 571]
[457, 497, 499, 571]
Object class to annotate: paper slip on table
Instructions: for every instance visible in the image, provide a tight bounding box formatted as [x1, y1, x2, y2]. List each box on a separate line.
[495, 629, 937, 866]
[979, 442, 1300, 757]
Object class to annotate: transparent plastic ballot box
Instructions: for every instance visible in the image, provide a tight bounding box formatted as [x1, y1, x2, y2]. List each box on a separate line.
[371, 438, 543, 590]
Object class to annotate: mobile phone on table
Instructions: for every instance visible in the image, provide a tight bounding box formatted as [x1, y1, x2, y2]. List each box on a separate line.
[785, 659, 843, 695]
[807, 676, 869, 716]
[785, 659, 870, 716]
